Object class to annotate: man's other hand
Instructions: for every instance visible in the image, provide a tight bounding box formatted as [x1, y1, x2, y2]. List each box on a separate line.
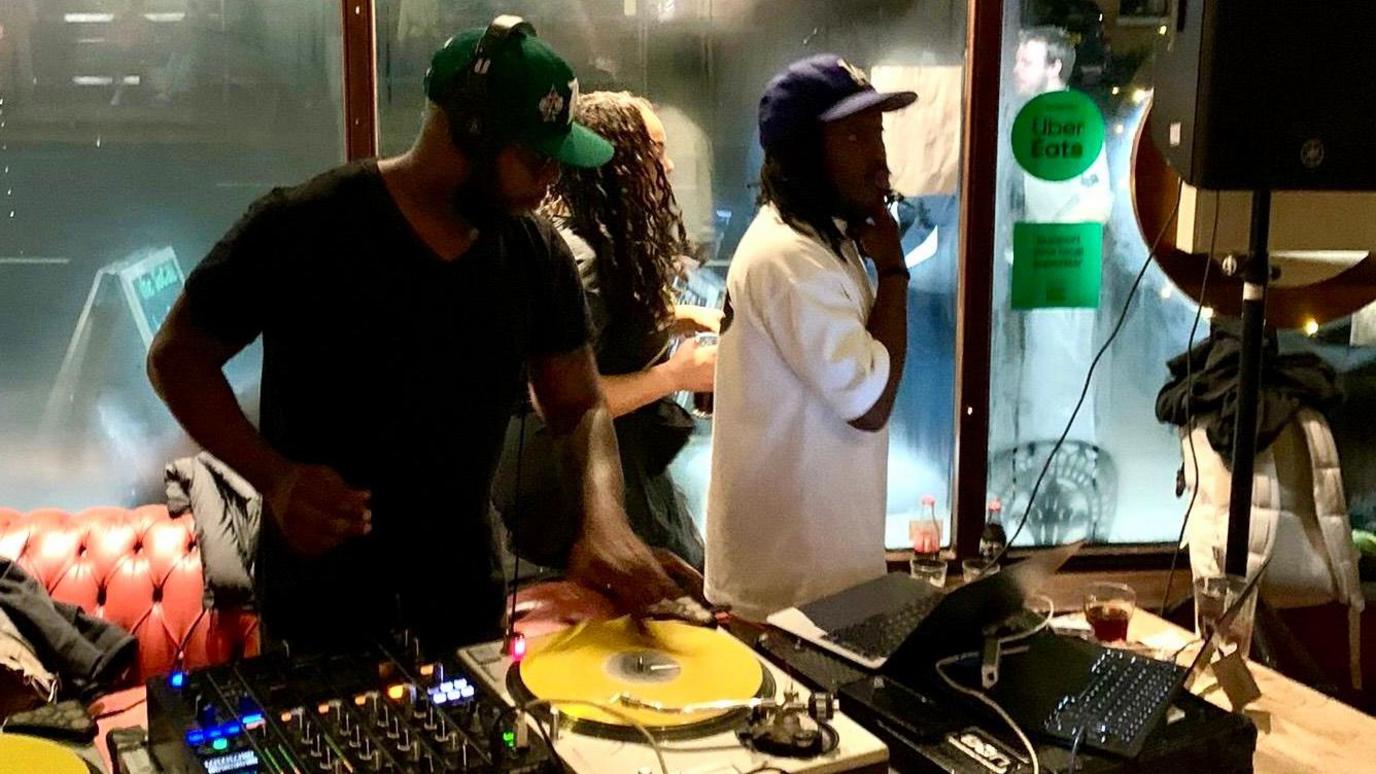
[567, 521, 680, 613]
[266, 463, 372, 556]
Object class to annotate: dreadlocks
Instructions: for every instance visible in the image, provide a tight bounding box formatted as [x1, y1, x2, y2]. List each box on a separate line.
[542, 91, 690, 335]
[757, 136, 847, 258]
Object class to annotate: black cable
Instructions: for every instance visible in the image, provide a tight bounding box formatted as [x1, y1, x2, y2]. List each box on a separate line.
[1161, 192, 1220, 615]
[817, 720, 840, 756]
[1066, 725, 1085, 773]
[526, 709, 569, 774]
[1170, 637, 1203, 663]
[988, 186, 1184, 567]
[506, 410, 529, 642]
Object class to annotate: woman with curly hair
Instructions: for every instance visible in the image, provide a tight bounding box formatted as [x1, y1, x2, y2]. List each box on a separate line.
[540, 91, 718, 570]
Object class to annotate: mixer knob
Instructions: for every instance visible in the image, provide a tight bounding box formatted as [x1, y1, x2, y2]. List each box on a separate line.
[387, 714, 401, 739]
[194, 695, 217, 727]
[310, 735, 325, 759]
[423, 703, 439, 731]
[237, 695, 258, 716]
[457, 739, 472, 769]
[360, 737, 374, 761]
[375, 704, 390, 729]
[397, 728, 412, 752]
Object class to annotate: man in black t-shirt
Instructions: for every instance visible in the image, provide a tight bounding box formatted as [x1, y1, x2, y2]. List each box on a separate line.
[146, 18, 679, 653]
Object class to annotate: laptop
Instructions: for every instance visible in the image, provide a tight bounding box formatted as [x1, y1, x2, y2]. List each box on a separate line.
[990, 558, 1270, 758]
[766, 541, 1083, 670]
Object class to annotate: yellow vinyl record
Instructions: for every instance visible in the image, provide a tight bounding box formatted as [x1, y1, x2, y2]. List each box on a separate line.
[0, 734, 89, 774]
[512, 617, 768, 734]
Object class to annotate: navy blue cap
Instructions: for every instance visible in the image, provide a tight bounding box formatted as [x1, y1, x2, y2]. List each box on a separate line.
[759, 54, 917, 153]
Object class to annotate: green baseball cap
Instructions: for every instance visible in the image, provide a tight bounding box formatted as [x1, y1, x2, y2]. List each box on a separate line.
[425, 28, 613, 168]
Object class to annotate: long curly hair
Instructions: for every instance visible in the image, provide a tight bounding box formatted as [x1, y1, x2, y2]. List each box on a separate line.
[542, 91, 690, 334]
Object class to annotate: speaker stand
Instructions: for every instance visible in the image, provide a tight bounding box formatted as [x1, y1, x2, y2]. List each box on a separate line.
[1224, 189, 1271, 577]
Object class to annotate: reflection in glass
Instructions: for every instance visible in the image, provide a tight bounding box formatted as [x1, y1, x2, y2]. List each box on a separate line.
[990, 0, 1203, 545]
[0, 2, 344, 509]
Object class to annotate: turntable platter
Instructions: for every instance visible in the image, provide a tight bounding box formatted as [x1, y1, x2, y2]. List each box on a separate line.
[0, 734, 89, 774]
[508, 617, 773, 740]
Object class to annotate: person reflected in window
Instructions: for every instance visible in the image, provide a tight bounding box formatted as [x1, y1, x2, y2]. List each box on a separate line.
[1012, 26, 1112, 225]
[1010, 26, 1113, 444]
[706, 56, 915, 621]
[540, 91, 716, 570]
[1005, 25, 1116, 540]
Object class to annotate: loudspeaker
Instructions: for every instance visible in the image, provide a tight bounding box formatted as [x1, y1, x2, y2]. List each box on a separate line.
[1150, 1, 1376, 191]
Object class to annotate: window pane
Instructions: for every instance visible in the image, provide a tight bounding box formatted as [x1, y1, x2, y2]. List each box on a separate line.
[376, 0, 966, 549]
[0, 1, 344, 508]
[989, 2, 1196, 546]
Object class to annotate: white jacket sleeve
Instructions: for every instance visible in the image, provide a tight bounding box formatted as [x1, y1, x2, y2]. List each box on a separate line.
[754, 260, 891, 422]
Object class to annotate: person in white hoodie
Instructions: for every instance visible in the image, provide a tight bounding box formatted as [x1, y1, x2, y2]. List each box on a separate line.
[705, 55, 916, 621]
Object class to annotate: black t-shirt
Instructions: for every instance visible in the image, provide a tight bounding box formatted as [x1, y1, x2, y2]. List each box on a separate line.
[184, 160, 588, 650]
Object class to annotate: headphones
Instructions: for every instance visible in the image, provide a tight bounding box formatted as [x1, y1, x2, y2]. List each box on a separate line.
[443, 14, 537, 155]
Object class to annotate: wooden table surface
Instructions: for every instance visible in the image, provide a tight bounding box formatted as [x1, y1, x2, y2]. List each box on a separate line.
[1127, 610, 1375, 773]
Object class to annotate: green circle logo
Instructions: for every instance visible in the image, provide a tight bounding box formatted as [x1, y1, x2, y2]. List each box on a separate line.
[1011, 90, 1105, 181]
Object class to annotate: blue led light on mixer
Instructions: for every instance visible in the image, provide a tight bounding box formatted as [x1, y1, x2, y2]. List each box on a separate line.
[428, 677, 475, 705]
[187, 721, 245, 746]
[169, 671, 186, 688]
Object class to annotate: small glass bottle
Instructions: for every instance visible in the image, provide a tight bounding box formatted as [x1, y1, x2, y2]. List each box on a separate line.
[909, 494, 942, 557]
[979, 497, 1007, 566]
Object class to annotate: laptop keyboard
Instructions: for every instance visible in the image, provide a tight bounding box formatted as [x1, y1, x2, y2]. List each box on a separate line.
[1043, 647, 1184, 756]
[822, 594, 941, 660]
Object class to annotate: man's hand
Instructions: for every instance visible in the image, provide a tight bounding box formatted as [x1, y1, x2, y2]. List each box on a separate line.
[665, 337, 717, 393]
[265, 463, 371, 556]
[851, 204, 905, 274]
[566, 520, 681, 613]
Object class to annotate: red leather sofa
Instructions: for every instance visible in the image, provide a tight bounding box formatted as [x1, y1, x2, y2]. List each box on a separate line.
[0, 506, 259, 687]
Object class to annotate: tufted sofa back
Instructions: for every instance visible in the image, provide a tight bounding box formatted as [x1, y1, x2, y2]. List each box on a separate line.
[0, 506, 258, 686]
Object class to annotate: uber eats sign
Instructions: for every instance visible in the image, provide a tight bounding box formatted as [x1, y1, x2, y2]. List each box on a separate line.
[1011, 89, 1105, 181]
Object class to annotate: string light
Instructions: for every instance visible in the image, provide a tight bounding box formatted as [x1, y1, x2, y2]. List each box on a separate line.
[1304, 319, 1319, 336]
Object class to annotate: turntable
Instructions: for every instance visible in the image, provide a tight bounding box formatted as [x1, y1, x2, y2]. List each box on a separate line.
[460, 617, 888, 773]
